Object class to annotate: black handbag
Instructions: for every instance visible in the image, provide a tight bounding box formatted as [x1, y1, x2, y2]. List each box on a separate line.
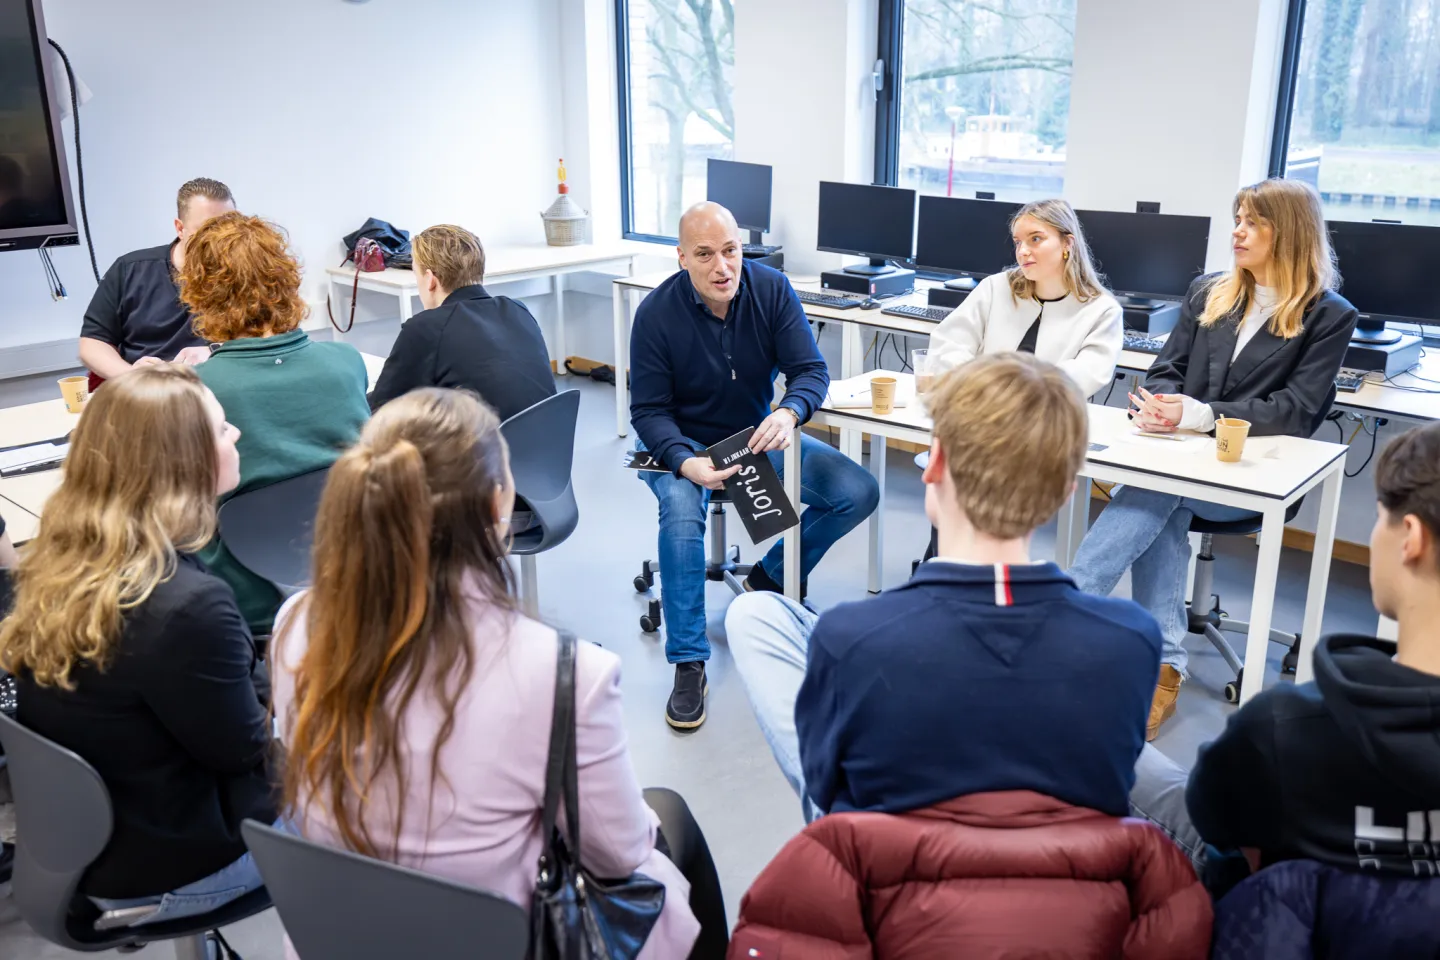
[530, 630, 665, 960]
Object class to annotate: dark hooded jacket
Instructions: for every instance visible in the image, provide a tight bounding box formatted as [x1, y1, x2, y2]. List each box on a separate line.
[1187, 633, 1440, 876]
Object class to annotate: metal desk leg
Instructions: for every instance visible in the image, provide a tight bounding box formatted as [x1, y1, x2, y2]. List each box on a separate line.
[868, 432, 886, 594]
[1240, 505, 1287, 703]
[838, 323, 864, 464]
[552, 274, 568, 375]
[1054, 480, 1090, 569]
[399, 288, 413, 323]
[783, 428, 802, 601]
[613, 284, 629, 437]
[1297, 467, 1344, 684]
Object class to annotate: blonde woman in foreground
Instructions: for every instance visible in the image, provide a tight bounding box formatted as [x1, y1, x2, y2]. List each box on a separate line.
[1069, 178, 1359, 740]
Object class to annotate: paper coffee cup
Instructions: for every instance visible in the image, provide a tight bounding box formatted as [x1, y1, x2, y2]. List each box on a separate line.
[58, 376, 89, 414]
[1215, 417, 1251, 463]
[870, 376, 897, 415]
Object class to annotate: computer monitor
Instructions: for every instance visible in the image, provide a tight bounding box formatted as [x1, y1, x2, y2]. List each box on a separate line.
[707, 159, 772, 242]
[1328, 219, 1440, 344]
[1075, 210, 1210, 306]
[914, 197, 1023, 284]
[817, 181, 916, 276]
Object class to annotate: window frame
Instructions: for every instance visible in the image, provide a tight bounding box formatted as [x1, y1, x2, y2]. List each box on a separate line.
[1266, 0, 1310, 179]
[873, 0, 904, 186]
[614, 0, 679, 244]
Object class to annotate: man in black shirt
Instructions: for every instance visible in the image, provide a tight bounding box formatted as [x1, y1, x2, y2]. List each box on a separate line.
[1131, 420, 1440, 883]
[367, 224, 556, 420]
[77, 178, 235, 383]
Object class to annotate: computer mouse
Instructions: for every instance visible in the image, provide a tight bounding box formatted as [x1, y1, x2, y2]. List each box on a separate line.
[861, 298, 882, 310]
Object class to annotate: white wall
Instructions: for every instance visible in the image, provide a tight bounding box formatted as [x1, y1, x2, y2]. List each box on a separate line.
[0, 0, 564, 366]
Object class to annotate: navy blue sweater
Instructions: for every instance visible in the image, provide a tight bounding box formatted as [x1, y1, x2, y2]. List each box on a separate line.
[629, 261, 829, 474]
[796, 561, 1162, 817]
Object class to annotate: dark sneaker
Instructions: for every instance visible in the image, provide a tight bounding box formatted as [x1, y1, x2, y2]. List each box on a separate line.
[666, 662, 707, 730]
[744, 564, 807, 600]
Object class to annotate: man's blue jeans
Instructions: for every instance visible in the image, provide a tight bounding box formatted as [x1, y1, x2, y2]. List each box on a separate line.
[639, 434, 878, 664]
[1069, 486, 1257, 677]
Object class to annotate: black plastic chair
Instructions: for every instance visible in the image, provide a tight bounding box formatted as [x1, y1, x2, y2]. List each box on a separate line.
[500, 391, 581, 617]
[0, 712, 271, 958]
[643, 788, 729, 959]
[217, 467, 331, 594]
[632, 487, 753, 633]
[241, 820, 528, 960]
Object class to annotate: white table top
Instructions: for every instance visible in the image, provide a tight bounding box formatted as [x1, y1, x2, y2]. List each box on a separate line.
[328, 240, 657, 287]
[815, 373, 1349, 502]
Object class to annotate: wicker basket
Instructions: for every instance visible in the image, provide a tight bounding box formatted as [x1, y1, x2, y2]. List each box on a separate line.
[541, 193, 589, 246]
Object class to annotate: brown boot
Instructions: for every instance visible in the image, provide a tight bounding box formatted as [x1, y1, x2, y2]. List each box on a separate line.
[1147, 665, 1183, 741]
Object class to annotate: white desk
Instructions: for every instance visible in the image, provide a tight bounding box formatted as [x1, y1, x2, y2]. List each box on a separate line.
[806, 375, 1349, 704]
[328, 241, 649, 371]
[0, 353, 389, 534]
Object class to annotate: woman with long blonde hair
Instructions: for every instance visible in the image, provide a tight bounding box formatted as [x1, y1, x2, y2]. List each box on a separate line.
[2, 364, 274, 926]
[272, 389, 705, 959]
[1070, 178, 1358, 740]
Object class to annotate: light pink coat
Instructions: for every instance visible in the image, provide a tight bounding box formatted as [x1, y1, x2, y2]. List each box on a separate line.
[271, 590, 699, 960]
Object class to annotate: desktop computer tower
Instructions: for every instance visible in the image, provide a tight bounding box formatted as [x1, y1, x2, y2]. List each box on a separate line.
[928, 286, 969, 310]
[1345, 334, 1424, 379]
[1123, 301, 1181, 336]
[743, 250, 784, 271]
[820, 268, 915, 297]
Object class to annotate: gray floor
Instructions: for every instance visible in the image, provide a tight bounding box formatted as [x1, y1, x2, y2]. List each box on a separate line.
[0, 324, 1380, 957]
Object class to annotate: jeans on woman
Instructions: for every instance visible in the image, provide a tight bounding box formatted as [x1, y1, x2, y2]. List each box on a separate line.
[1069, 486, 1257, 677]
[89, 841, 267, 928]
[639, 435, 879, 664]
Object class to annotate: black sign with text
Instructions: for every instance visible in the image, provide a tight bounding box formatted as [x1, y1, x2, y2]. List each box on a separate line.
[705, 428, 801, 543]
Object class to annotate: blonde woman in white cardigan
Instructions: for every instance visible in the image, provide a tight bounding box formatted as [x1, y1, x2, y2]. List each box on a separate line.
[930, 198, 1123, 398]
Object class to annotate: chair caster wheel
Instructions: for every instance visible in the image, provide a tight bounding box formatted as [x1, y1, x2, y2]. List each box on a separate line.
[639, 615, 658, 633]
[1282, 635, 1301, 675]
[1224, 669, 1243, 704]
[640, 599, 662, 633]
[633, 575, 650, 594]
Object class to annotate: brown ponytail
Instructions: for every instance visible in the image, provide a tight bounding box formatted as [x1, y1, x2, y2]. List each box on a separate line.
[280, 389, 514, 858]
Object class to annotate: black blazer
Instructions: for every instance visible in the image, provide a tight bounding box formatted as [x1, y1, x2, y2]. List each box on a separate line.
[16, 554, 275, 898]
[367, 284, 557, 421]
[1145, 275, 1358, 437]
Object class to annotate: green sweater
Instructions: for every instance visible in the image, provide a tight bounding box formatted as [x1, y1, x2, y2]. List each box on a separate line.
[197, 330, 369, 633]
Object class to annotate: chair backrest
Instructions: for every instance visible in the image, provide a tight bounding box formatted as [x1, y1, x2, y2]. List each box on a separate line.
[242, 820, 529, 960]
[217, 467, 331, 592]
[0, 712, 114, 947]
[500, 390, 581, 554]
[1213, 858, 1440, 960]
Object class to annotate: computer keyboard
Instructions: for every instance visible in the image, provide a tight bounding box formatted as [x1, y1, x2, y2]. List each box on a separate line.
[1334, 369, 1369, 393]
[881, 303, 953, 323]
[1123, 333, 1167, 354]
[796, 290, 863, 309]
[743, 243, 781, 256]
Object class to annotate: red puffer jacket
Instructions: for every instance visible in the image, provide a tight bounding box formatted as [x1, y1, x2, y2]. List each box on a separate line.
[729, 791, 1212, 960]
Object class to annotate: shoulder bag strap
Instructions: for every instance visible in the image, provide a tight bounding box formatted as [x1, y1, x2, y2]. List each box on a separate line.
[556, 630, 582, 858]
[538, 629, 577, 868]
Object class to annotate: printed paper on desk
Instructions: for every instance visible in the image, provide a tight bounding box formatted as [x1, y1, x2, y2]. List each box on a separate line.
[826, 372, 913, 410]
[705, 428, 801, 543]
[1118, 429, 1209, 452]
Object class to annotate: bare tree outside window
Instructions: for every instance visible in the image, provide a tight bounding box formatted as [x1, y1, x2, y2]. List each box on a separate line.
[622, 0, 736, 239]
[1282, 0, 1440, 225]
[896, 0, 1075, 201]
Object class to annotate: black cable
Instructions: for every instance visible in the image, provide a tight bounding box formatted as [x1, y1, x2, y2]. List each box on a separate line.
[47, 39, 100, 283]
[1345, 418, 1382, 478]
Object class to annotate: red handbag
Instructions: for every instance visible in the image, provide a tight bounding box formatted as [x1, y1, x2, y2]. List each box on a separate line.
[328, 236, 387, 333]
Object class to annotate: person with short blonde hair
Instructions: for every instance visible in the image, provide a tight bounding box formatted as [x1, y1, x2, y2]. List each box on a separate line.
[367, 224, 556, 419]
[726, 352, 1163, 823]
[181, 212, 370, 634]
[1069, 178, 1359, 740]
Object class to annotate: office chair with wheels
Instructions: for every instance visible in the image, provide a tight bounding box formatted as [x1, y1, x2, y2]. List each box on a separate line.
[0, 712, 272, 959]
[242, 820, 527, 960]
[1186, 501, 1306, 703]
[217, 467, 332, 594]
[633, 487, 752, 633]
[500, 391, 581, 619]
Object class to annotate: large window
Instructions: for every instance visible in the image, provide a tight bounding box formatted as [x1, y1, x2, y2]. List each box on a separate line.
[1273, 0, 1440, 225]
[616, 0, 736, 242]
[876, 0, 1076, 200]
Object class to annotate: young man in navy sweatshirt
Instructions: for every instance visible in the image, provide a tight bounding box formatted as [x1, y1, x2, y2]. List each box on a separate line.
[727, 353, 1162, 819]
[630, 202, 878, 731]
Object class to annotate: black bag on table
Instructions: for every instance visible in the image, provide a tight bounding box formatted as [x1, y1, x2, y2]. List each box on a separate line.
[341, 218, 412, 269]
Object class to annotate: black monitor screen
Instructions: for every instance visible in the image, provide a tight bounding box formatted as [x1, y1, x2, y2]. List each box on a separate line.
[1076, 210, 1210, 300]
[0, 0, 70, 237]
[817, 182, 915, 262]
[1328, 220, 1440, 325]
[707, 159, 772, 233]
[915, 196, 1023, 276]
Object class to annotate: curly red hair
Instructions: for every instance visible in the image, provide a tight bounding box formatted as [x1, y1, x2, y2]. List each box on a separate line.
[179, 212, 307, 342]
